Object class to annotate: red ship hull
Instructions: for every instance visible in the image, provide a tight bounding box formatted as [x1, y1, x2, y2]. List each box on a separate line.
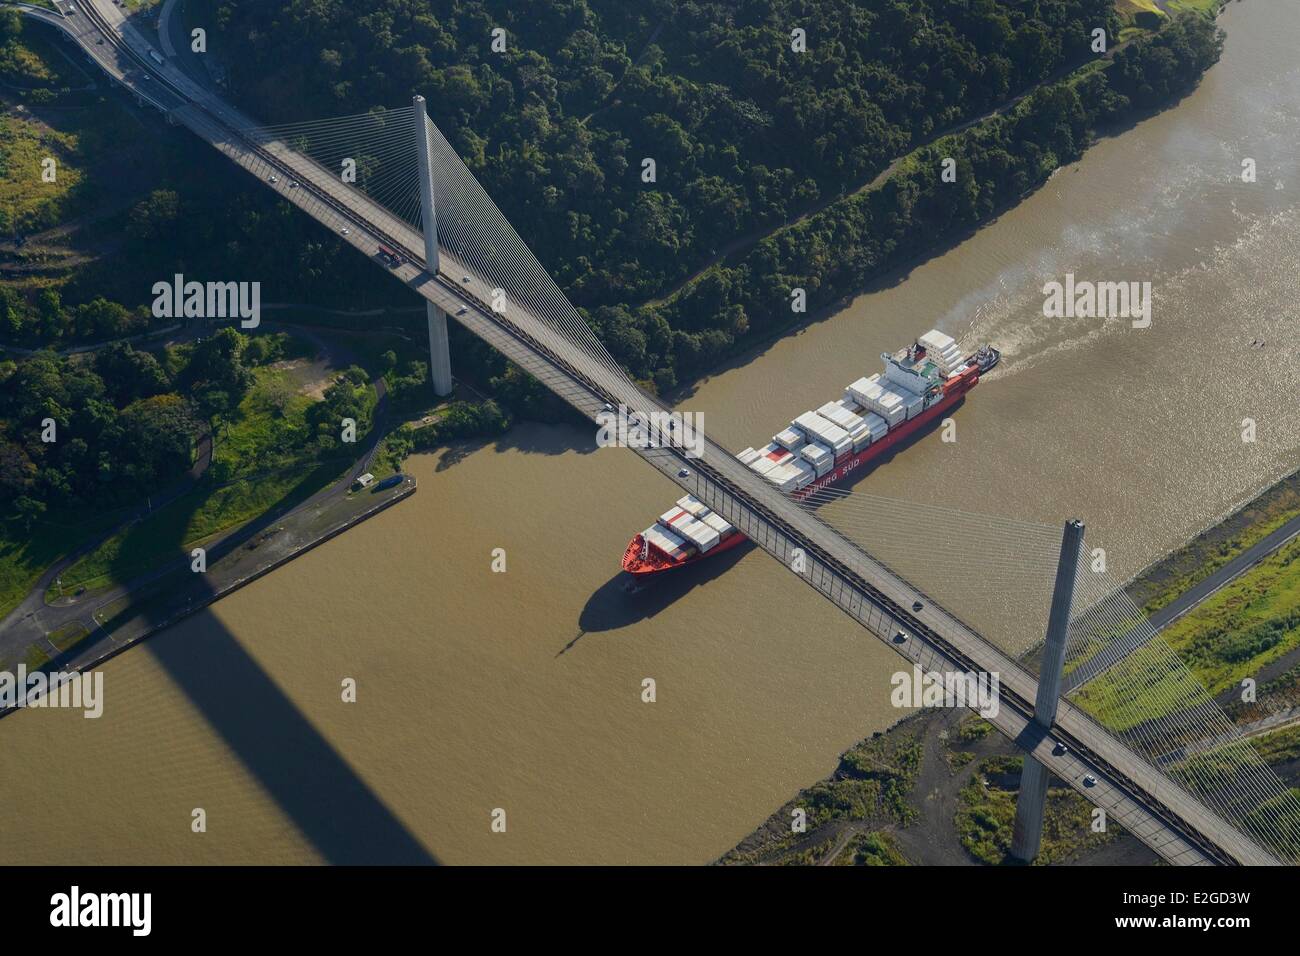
[621, 363, 981, 576]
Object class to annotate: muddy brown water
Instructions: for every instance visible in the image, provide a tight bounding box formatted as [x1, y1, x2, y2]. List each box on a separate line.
[0, 4, 1296, 864]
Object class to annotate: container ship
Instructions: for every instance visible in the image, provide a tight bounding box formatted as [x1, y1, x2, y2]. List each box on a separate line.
[621, 330, 999, 577]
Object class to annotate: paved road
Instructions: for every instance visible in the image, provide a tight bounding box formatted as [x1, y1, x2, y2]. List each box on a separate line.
[9, 0, 1282, 866]
[0, 319, 387, 661]
[1065, 510, 1300, 693]
[0, 426, 212, 663]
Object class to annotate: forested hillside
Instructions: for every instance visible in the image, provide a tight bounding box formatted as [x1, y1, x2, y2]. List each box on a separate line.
[210, 0, 1116, 303]
[203, 0, 1213, 390]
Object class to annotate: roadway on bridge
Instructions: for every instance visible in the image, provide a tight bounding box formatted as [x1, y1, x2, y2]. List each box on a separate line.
[11, 0, 1288, 867]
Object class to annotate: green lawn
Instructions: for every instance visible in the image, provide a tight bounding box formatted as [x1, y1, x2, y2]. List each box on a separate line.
[0, 110, 83, 235]
[0, 503, 123, 619]
[955, 755, 1115, 864]
[1166, 0, 1224, 15]
[1129, 472, 1300, 616]
[52, 365, 356, 595]
[1165, 538, 1300, 694]
[1077, 537, 1300, 727]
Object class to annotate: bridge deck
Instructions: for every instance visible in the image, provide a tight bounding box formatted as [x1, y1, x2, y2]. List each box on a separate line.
[22, 0, 1287, 867]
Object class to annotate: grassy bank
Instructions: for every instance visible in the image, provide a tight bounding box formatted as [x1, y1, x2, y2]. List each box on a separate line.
[51, 360, 368, 596]
[720, 730, 923, 865]
[1127, 470, 1300, 615]
[0, 504, 119, 617]
[729, 464, 1300, 865]
[955, 755, 1114, 865]
[1075, 472, 1300, 726]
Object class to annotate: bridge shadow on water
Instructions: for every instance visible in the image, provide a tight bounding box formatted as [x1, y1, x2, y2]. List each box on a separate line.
[85, 447, 437, 864]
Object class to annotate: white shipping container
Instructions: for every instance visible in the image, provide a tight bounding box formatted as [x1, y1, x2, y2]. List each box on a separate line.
[800, 442, 834, 477]
[788, 457, 816, 489]
[817, 401, 853, 427]
[749, 455, 778, 476]
[848, 423, 871, 453]
[701, 511, 732, 534]
[875, 403, 906, 427]
[831, 400, 867, 428]
[846, 374, 889, 409]
[645, 525, 693, 560]
[904, 393, 925, 420]
[793, 410, 839, 437]
[676, 517, 720, 552]
[765, 464, 799, 493]
[774, 426, 805, 451]
[737, 447, 761, 465]
[659, 507, 684, 526]
[797, 412, 850, 451]
[676, 494, 709, 518]
[919, 329, 956, 352]
[862, 411, 889, 439]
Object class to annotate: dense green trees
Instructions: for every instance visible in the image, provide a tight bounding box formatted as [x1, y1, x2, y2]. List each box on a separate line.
[650, 11, 1223, 376]
[0, 347, 200, 518]
[206, 0, 1122, 299]
[0, 329, 321, 522]
[201, 0, 1218, 393]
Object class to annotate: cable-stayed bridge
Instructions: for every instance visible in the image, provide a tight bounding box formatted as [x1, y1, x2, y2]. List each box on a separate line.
[17, 0, 1300, 866]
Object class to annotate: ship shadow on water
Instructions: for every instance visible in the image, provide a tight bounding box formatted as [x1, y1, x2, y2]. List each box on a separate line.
[565, 397, 963, 653]
[565, 542, 752, 651]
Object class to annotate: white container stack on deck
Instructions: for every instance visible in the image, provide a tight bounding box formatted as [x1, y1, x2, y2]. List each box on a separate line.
[861, 410, 889, 442]
[675, 494, 709, 518]
[793, 411, 851, 457]
[749, 454, 778, 477]
[658, 508, 720, 552]
[819, 401, 872, 453]
[675, 493, 735, 536]
[762, 442, 795, 468]
[845, 374, 881, 407]
[737, 447, 761, 465]
[918, 329, 965, 376]
[645, 524, 692, 560]
[764, 463, 801, 493]
[800, 441, 834, 477]
[788, 457, 816, 489]
[818, 401, 857, 430]
[879, 381, 919, 421]
[701, 511, 732, 534]
[847, 374, 907, 427]
[774, 426, 805, 452]
[680, 518, 720, 552]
